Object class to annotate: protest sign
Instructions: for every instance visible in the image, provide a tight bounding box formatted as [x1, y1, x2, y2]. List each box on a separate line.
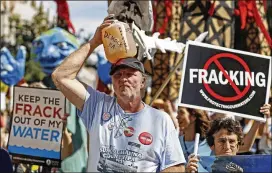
[178, 41, 271, 122]
[199, 155, 271, 172]
[7, 86, 67, 167]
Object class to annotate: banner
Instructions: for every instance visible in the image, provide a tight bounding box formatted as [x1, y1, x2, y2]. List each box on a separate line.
[178, 41, 271, 122]
[7, 86, 67, 167]
[199, 155, 272, 172]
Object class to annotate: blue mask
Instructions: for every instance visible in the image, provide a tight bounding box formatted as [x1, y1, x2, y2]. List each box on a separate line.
[0, 46, 26, 85]
[32, 27, 79, 75]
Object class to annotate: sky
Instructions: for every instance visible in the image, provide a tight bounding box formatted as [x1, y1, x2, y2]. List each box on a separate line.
[13, 1, 108, 35]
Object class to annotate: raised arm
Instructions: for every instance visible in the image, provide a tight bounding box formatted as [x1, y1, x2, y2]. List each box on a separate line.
[52, 15, 114, 111]
[238, 120, 260, 153]
[52, 40, 98, 111]
[185, 154, 199, 173]
[239, 104, 271, 153]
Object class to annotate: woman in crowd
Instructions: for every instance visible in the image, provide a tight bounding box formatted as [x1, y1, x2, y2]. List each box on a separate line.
[177, 108, 211, 157]
[177, 105, 271, 154]
[177, 104, 271, 171]
[177, 107, 211, 172]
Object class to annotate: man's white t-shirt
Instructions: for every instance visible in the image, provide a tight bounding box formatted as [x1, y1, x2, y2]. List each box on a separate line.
[78, 87, 185, 172]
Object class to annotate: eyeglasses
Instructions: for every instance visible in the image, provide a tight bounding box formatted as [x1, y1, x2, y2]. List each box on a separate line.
[217, 138, 238, 148]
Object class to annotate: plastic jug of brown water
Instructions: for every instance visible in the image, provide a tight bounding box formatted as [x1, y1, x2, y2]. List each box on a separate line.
[102, 21, 137, 63]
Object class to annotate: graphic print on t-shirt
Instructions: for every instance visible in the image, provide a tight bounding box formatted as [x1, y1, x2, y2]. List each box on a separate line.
[104, 114, 133, 138]
[124, 127, 135, 137]
[97, 142, 143, 172]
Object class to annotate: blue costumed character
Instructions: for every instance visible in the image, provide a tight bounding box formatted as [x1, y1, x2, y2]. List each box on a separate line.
[0, 46, 26, 85]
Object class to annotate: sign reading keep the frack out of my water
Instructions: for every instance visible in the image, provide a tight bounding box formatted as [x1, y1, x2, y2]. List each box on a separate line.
[8, 86, 67, 167]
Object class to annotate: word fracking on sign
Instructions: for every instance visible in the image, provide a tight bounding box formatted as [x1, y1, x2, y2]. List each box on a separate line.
[189, 69, 266, 87]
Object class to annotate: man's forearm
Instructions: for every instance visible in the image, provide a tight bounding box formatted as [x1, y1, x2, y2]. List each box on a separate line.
[161, 164, 185, 172]
[51, 39, 100, 110]
[52, 39, 99, 82]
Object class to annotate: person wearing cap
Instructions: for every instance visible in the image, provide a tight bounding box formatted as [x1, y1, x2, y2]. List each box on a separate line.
[52, 15, 186, 172]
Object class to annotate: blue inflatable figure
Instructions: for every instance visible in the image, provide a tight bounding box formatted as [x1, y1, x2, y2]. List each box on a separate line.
[32, 27, 79, 75]
[96, 51, 112, 85]
[0, 46, 26, 85]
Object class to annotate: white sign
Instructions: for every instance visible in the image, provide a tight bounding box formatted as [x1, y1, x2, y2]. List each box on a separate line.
[8, 86, 67, 166]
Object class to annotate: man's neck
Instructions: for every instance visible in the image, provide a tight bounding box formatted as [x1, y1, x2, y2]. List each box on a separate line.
[184, 123, 196, 141]
[117, 96, 144, 113]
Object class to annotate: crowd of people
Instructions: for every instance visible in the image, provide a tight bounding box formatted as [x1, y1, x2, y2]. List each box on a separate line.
[1, 14, 271, 173]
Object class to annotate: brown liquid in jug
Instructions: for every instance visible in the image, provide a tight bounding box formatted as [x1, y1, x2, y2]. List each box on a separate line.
[102, 21, 137, 63]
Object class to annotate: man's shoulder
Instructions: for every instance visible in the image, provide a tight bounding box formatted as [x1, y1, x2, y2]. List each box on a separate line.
[145, 104, 168, 114]
[144, 104, 171, 121]
[86, 86, 115, 101]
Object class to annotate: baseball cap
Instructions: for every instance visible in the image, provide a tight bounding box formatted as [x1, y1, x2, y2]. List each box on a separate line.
[109, 57, 145, 75]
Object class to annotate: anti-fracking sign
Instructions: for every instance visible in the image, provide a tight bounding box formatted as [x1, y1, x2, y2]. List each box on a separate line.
[178, 41, 271, 122]
[8, 86, 67, 167]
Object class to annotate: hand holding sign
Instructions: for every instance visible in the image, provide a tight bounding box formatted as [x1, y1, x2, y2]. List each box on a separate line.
[0, 46, 26, 85]
[260, 104, 271, 118]
[186, 154, 200, 173]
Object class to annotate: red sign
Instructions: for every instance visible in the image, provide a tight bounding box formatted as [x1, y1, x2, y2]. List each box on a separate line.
[138, 132, 153, 145]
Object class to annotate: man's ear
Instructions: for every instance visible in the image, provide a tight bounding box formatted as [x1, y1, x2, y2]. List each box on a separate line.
[141, 76, 146, 88]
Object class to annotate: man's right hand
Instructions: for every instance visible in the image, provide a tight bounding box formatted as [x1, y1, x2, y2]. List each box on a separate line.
[186, 154, 199, 173]
[91, 14, 116, 47]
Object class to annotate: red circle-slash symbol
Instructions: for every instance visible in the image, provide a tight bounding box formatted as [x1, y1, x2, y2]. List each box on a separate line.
[203, 53, 251, 102]
[139, 132, 153, 145]
[124, 127, 134, 137]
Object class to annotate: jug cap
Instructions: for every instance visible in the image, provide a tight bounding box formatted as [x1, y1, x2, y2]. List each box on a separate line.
[110, 57, 145, 75]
